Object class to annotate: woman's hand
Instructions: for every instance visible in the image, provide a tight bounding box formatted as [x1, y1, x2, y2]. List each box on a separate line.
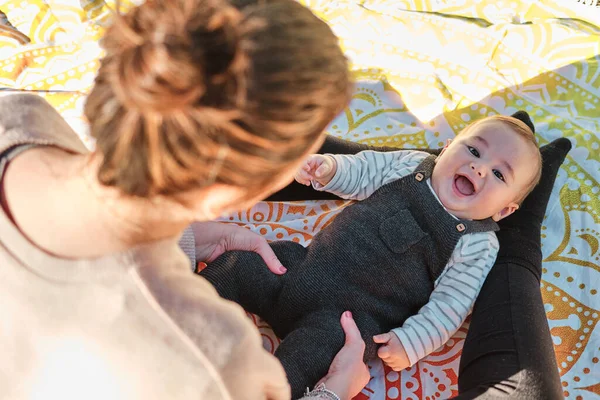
[316, 311, 370, 400]
[191, 221, 287, 274]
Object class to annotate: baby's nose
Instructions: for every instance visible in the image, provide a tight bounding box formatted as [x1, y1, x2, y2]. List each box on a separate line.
[470, 163, 485, 177]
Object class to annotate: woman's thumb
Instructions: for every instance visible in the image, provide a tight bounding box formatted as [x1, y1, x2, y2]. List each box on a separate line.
[340, 311, 362, 344]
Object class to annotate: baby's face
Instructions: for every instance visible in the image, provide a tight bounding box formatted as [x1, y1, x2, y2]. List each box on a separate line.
[431, 120, 539, 221]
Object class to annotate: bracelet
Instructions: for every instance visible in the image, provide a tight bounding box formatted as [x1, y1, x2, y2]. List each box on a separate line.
[304, 383, 341, 400]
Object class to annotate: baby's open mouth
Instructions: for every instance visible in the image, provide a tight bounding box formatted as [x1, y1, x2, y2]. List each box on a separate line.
[454, 174, 475, 196]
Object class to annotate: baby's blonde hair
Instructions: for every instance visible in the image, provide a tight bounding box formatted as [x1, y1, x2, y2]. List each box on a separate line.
[458, 115, 542, 204]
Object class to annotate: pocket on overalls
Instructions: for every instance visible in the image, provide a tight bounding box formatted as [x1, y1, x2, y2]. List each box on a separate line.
[379, 209, 427, 253]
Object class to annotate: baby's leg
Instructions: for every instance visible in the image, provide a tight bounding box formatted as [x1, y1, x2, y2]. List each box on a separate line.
[199, 250, 280, 317]
[275, 310, 345, 399]
[200, 241, 308, 324]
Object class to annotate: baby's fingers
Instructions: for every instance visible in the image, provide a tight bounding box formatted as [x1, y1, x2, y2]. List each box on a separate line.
[306, 155, 322, 167]
[314, 163, 331, 178]
[387, 363, 404, 372]
[373, 333, 391, 344]
[380, 356, 403, 371]
[379, 356, 403, 372]
[377, 345, 391, 359]
[295, 169, 313, 186]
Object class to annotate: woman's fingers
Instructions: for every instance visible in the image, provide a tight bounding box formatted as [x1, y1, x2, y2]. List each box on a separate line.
[253, 237, 287, 274]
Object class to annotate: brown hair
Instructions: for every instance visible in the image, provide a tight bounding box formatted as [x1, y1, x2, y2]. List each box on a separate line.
[458, 115, 542, 204]
[85, 0, 351, 199]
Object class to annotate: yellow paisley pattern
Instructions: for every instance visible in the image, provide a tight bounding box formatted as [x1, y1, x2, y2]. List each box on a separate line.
[0, 0, 599, 398]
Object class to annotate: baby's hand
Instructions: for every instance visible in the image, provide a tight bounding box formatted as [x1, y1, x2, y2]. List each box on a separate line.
[373, 332, 410, 372]
[294, 154, 337, 187]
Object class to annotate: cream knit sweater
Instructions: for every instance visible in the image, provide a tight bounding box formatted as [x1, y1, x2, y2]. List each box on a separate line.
[0, 94, 296, 400]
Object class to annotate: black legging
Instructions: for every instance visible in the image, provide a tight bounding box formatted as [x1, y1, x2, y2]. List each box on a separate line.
[267, 136, 566, 399]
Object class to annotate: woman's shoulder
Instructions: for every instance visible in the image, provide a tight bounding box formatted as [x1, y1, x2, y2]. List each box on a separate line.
[0, 93, 88, 154]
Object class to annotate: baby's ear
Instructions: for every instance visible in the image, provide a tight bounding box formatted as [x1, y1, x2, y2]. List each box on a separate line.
[436, 139, 452, 159]
[492, 202, 519, 222]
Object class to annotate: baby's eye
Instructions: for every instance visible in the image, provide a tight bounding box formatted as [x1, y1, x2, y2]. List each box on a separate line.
[467, 146, 480, 157]
[493, 169, 505, 182]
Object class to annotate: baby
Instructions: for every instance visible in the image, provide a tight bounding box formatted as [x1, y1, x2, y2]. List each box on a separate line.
[200, 112, 542, 398]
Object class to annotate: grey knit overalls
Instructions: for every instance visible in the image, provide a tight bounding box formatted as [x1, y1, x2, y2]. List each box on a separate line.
[200, 155, 499, 397]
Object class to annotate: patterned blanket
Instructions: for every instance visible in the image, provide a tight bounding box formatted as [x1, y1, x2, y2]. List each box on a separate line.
[0, 0, 598, 398]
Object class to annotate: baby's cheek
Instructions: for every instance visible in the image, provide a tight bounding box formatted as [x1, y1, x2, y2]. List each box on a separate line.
[489, 188, 515, 209]
[476, 191, 498, 209]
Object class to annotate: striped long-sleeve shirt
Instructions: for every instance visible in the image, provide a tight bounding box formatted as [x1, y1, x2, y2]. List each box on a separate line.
[313, 149, 499, 366]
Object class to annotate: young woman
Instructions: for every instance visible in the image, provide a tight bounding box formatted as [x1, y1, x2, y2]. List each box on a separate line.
[0, 0, 365, 398]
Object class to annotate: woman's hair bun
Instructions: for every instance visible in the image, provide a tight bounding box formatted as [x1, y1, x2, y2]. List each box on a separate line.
[104, 0, 248, 114]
